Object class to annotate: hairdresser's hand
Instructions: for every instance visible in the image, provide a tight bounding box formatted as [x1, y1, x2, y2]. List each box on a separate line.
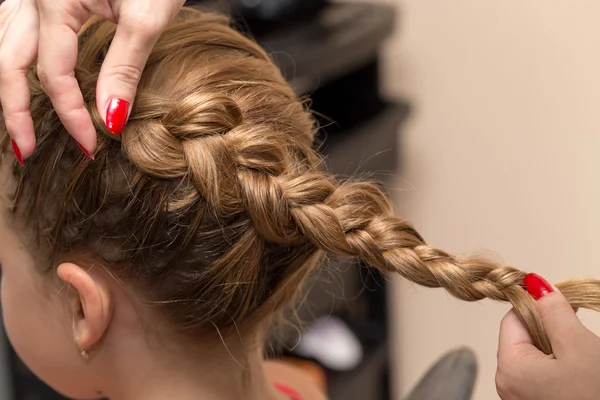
[496, 274, 600, 400]
[0, 0, 185, 163]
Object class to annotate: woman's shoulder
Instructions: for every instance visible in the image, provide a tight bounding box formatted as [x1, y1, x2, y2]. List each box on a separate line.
[265, 360, 328, 400]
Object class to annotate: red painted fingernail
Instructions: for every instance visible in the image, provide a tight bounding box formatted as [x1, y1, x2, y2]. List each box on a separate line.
[524, 273, 554, 300]
[105, 98, 129, 135]
[11, 140, 24, 167]
[76, 141, 95, 161]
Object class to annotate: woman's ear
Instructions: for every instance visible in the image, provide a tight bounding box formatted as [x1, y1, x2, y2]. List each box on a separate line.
[56, 262, 113, 353]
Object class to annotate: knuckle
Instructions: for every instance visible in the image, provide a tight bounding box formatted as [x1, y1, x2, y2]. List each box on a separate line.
[0, 53, 15, 76]
[495, 370, 507, 395]
[105, 64, 143, 88]
[137, 19, 163, 37]
[0, 60, 9, 79]
[495, 349, 534, 400]
[124, 14, 165, 39]
[537, 303, 556, 321]
[495, 368, 519, 399]
[35, 64, 54, 91]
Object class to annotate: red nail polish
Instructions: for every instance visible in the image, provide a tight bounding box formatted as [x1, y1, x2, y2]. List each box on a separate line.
[76, 141, 95, 161]
[11, 140, 24, 167]
[524, 273, 554, 300]
[105, 98, 129, 135]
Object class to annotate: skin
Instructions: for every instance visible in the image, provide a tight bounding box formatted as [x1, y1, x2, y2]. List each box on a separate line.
[0, 0, 185, 159]
[0, 161, 323, 399]
[496, 288, 600, 399]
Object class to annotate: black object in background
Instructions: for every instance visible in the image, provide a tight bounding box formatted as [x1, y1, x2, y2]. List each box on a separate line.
[187, 0, 327, 34]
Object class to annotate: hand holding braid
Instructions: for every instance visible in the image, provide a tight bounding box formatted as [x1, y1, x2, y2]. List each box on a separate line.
[237, 160, 600, 354]
[298, 178, 600, 354]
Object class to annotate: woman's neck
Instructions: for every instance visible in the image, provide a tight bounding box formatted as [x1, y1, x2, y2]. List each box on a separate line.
[96, 334, 286, 400]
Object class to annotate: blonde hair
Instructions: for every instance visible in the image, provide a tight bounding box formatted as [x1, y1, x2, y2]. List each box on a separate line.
[2, 7, 600, 355]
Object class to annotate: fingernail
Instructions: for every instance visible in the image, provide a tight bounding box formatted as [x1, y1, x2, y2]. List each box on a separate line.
[11, 140, 24, 167]
[105, 98, 129, 135]
[524, 273, 554, 300]
[76, 141, 95, 161]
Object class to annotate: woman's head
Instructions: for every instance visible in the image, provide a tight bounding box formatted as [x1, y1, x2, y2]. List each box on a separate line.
[2, 5, 600, 400]
[1, 8, 328, 397]
[5, 9, 321, 333]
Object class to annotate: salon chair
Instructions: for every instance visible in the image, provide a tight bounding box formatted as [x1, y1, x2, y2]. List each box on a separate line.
[405, 347, 478, 400]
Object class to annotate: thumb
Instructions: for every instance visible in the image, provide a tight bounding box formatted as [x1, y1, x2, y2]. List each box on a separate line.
[95, 17, 165, 134]
[524, 273, 584, 358]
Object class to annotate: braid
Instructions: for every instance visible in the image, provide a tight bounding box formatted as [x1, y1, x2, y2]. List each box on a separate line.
[207, 114, 600, 354]
[11, 7, 600, 349]
[105, 9, 600, 350]
[269, 174, 600, 354]
[117, 75, 600, 354]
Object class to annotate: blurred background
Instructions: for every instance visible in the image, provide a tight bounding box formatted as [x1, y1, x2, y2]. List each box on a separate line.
[3, 0, 600, 399]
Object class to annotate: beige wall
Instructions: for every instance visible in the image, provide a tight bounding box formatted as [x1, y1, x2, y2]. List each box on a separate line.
[372, 0, 600, 399]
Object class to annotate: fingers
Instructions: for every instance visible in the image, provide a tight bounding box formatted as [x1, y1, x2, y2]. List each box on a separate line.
[0, 0, 184, 160]
[496, 277, 592, 400]
[0, 0, 38, 159]
[496, 308, 558, 400]
[499, 309, 534, 350]
[523, 273, 589, 358]
[497, 273, 586, 364]
[0, 0, 21, 39]
[95, 15, 164, 134]
[37, 2, 96, 155]
[96, 0, 184, 134]
[498, 309, 544, 363]
[535, 289, 586, 357]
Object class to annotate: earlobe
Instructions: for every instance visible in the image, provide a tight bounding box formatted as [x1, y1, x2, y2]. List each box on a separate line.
[56, 262, 113, 354]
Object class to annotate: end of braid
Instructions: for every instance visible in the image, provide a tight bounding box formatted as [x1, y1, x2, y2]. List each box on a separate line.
[266, 176, 585, 354]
